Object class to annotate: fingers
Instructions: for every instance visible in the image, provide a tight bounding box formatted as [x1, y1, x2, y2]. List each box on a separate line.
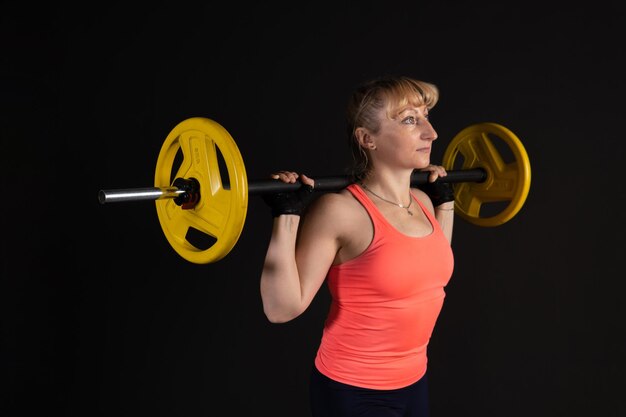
[299, 174, 315, 187]
[421, 164, 448, 183]
[270, 171, 299, 183]
[270, 171, 315, 187]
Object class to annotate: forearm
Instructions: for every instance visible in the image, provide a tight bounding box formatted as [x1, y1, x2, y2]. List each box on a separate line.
[260, 215, 305, 323]
[435, 202, 454, 244]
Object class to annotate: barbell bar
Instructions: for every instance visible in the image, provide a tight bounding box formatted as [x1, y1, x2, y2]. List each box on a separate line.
[98, 117, 531, 264]
[98, 169, 488, 204]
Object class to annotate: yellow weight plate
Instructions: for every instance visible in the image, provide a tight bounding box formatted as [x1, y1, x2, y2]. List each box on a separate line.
[442, 123, 531, 227]
[154, 117, 248, 263]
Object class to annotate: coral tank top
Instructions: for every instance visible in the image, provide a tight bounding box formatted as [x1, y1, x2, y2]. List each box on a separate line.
[314, 183, 454, 389]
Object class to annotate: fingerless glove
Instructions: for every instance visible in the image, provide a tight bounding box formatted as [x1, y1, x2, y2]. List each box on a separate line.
[418, 179, 455, 207]
[261, 183, 315, 217]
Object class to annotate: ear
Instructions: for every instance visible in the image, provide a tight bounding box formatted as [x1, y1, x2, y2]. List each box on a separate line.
[355, 127, 377, 151]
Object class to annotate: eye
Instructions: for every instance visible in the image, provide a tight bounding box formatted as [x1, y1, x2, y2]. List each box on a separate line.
[401, 116, 417, 125]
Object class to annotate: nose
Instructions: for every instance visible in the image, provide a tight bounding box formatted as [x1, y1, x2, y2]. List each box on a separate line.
[424, 120, 438, 141]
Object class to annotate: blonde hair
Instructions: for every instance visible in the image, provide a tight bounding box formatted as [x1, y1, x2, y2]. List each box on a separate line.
[346, 75, 439, 181]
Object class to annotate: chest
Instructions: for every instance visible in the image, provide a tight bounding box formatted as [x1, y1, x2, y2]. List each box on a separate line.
[334, 197, 434, 264]
[373, 201, 434, 237]
[330, 220, 454, 299]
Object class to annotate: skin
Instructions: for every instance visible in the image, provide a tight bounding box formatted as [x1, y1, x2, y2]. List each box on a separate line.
[260, 103, 454, 323]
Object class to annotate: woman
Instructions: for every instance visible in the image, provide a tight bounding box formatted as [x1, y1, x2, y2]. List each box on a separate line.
[260, 75, 455, 417]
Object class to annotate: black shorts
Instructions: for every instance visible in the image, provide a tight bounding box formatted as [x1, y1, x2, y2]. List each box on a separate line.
[309, 365, 430, 417]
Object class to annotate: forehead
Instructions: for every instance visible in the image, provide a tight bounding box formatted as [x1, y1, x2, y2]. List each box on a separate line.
[384, 93, 428, 117]
[396, 104, 429, 114]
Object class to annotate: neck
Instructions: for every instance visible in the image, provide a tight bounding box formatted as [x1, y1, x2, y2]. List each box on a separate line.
[361, 170, 413, 203]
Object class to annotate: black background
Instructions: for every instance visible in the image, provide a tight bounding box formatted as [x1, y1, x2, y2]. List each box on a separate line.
[2, 1, 625, 416]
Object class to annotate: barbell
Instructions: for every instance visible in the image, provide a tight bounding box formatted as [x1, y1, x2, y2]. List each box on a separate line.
[98, 117, 531, 264]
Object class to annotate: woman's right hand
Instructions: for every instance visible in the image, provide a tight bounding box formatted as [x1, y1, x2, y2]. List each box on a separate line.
[270, 171, 315, 187]
[262, 171, 316, 217]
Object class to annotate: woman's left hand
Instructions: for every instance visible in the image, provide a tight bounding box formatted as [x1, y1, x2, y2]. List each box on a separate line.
[418, 164, 455, 207]
[420, 164, 448, 183]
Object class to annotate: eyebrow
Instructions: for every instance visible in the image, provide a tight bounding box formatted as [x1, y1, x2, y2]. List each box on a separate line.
[396, 107, 428, 116]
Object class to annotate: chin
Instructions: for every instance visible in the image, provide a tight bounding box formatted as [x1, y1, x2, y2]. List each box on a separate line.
[414, 160, 431, 169]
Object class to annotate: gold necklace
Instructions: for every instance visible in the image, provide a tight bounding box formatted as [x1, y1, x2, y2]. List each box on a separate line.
[360, 183, 413, 216]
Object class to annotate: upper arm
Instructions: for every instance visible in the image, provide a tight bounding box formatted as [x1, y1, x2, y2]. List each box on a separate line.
[293, 193, 347, 308]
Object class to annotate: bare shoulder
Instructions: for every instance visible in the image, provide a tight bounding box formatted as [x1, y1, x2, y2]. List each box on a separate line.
[300, 188, 370, 257]
[301, 188, 369, 237]
[304, 188, 364, 226]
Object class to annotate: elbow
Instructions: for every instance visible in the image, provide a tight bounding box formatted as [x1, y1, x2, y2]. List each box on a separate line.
[263, 305, 302, 324]
[265, 314, 291, 324]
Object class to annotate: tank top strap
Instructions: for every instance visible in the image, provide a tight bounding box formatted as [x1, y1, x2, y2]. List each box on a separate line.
[345, 183, 390, 229]
[409, 190, 439, 230]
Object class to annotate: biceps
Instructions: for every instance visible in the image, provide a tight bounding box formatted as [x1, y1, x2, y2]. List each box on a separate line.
[295, 223, 339, 306]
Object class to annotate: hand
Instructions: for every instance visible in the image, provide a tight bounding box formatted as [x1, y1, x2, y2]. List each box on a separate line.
[262, 171, 316, 217]
[269, 171, 315, 187]
[418, 165, 455, 207]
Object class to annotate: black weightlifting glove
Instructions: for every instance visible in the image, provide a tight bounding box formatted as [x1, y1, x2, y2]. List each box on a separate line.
[262, 183, 315, 217]
[418, 178, 455, 207]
